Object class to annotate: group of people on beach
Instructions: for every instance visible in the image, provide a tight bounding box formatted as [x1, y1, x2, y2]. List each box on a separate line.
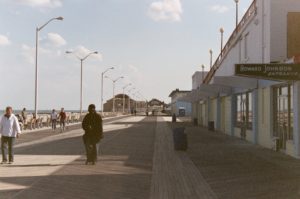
[15, 108, 67, 132]
[0, 104, 103, 165]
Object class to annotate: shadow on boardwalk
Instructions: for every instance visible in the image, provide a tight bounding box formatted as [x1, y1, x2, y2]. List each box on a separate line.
[172, 122, 300, 199]
[0, 116, 156, 199]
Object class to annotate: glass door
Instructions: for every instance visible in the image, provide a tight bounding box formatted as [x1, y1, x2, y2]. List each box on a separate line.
[273, 85, 293, 150]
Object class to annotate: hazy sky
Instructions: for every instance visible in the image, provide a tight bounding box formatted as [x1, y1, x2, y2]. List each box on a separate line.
[0, 0, 252, 111]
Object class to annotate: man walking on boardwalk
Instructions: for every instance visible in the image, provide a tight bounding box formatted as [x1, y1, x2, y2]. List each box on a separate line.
[51, 109, 58, 131]
[0, 106, 21, 164]
[82, 104, 103, 165]
[58, 108, 67, 132]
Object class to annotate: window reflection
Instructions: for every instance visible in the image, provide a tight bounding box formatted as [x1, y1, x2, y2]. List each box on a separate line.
[236, 91, 252, 129]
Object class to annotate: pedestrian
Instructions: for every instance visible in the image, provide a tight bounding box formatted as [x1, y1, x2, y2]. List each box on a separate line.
[21, 108, 27, 124]
[0, 106, 21, 164]
[58, 108, 66, 132]
[82, 104, 103, 165]
[32, 113, 38, 129]
[51, 109, 57, 131]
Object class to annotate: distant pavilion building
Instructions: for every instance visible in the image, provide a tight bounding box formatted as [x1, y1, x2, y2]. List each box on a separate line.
[103, 94, 147, 113]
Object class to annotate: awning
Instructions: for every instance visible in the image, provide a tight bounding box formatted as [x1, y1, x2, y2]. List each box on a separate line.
[199, 84, 232, 96]
[176, 74, 280, 103]
[212, 76, 259, 89]
[178, 89, 217, 103]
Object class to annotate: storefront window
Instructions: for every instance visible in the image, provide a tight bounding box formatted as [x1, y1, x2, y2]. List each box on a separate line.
[236, 91, 252, 129]
[248, 92, 252, 125]
[273, 84, 293, 141]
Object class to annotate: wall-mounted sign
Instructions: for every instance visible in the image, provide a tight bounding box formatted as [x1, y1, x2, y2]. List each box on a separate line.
[235, 64, 300, 81]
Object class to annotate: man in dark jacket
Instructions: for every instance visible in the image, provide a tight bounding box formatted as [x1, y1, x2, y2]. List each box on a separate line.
[82, 104, 103, 165]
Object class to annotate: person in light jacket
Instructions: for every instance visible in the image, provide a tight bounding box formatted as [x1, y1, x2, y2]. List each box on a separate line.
[51, 109, 58, 131]
[0, 106, 21, 164]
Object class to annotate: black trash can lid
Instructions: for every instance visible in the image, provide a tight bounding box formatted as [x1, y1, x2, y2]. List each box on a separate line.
[173, 127, 185, 133]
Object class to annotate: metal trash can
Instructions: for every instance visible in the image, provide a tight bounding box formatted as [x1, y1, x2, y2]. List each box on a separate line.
[173, 127, 187, 151]
[172, 114, 177, 123]
[208, 121, 214, 131]
[193, 118, 198, 126]
[273, 137, 280, 151]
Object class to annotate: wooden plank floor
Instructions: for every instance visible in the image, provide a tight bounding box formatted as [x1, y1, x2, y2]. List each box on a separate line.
[1, 116, 155, 199]
[150, 117, 218, 199]
[186, 124, 300, 199]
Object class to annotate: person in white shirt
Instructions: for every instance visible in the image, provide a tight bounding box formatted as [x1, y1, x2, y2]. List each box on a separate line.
[0, 106, 21, 164]
[51, 109, 58, 131]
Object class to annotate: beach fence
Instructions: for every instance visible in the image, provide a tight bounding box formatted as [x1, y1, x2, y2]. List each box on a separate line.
[20, 112, 123, 130]
[21, 112, 82, 130]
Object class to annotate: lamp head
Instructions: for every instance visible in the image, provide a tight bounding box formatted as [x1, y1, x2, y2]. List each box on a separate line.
[56, 16, 64, 20]
[234, 0, 239, 3]
[65, 50, 72, 54]
[220, 27, 224, 33]
[93, 51, 98, 54]
[209, 49, 213, 54]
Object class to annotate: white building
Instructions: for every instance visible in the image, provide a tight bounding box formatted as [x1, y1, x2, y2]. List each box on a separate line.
[169, 89, 192, 117]
[192, 71, 208, 90]
[188, 0, 300, 158]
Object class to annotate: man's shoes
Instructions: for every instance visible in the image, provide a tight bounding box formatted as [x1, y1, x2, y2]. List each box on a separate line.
[1, 161, 7, 164]
[8, 161, 13, 164]
[85, 161, 96, 165]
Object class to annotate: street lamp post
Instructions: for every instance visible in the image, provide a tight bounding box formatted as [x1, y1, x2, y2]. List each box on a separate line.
[132, 93, 136, 112]
[201, 65, 205, 81]
[136, 91, 143, 112]
[220, 27, 224, 55]
[132, 91, 139, 112]
[34, 16, 63, 117]
[234, 0, 239, 29]
[135, 95, 138, 112]
[122, 83, 131, 113]
[127, 87, 135, 113]
[101, 67, 114, 114]
[66, 50, 98, 117]
[105, 76, 124, 113]
[209, 49, 213, 68]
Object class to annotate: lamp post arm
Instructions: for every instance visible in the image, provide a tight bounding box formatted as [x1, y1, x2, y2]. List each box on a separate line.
[74, 54, 82, 60]
[123, 83, 131, 90]
[38, 18, 56, 31]
[114, 76, 123, 83]
[82, 52, 97, 61]
[103, 68, 111, 74]
[38, 17, 63, 31]
[105, 76, 113, 82]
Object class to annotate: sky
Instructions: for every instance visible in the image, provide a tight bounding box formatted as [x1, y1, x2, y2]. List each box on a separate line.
[0, 0, 253, 111]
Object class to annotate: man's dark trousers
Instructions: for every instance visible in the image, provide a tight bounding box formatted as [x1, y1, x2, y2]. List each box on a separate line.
[83, 136, 98, 162]
[1, 136, 16, 162]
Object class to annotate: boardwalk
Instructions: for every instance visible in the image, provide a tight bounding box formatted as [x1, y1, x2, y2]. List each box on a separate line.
[185, 123, 300, 199]
[1, 116, 300, 198]
[150, 117, 217, 199]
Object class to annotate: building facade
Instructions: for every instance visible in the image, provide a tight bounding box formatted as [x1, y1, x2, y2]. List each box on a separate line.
[147, 98, 166, 112]
[103, 94, 146, 113]
[188, 0, 300, 158]
[169, 89, 192, 117]
[192, 71, 208, 90]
